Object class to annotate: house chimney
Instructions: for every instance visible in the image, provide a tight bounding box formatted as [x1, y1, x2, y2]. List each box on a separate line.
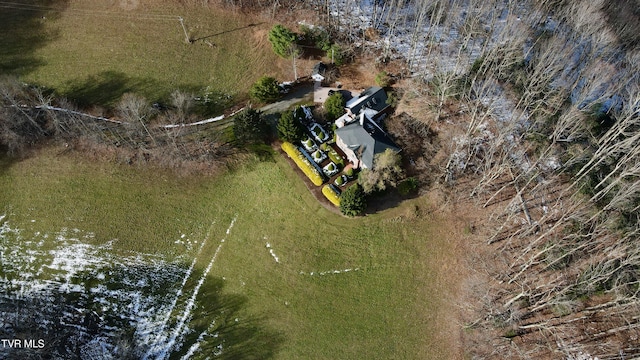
[359, 112, 365, 126]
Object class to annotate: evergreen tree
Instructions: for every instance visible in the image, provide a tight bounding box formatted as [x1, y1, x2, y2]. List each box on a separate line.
[326, 43, 345, 65]
[324, 92, 346, 121]
[268, 25, 297, 58]
[249, 76, 280, 103]
[232, 108, 269, 144]
[340, 183, 367, 216]
[277, 108, 305, 143]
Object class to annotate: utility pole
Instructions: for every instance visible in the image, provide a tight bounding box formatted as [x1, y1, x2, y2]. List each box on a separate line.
[178, 17, 191, 44]
[292, 54, 298, 80]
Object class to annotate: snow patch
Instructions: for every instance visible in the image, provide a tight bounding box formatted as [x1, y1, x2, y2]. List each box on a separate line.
[300, 267, 361, 276]
[0, 215, 239, 359]
[147, 216, 236, 360]
[265, 241, 280, 263]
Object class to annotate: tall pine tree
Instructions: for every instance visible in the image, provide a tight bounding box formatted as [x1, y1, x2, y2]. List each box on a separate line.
[277, 108, 305, 143]
[268, 25, 297, 58]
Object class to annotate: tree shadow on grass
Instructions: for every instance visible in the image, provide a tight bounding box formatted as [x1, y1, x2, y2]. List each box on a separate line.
[0, 0, 69, 76]
[61, 71, 162, 108]
[0, 154, 18, 176]
[363, 188, 421, 215]
[179, 275, 284, 360]
[191, 23, 264, 43]
[0, 263, 284, 359]
[61, 71, 236, 115]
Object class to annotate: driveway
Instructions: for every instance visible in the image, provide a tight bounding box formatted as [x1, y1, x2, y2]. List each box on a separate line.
[259, 81, 315, 115]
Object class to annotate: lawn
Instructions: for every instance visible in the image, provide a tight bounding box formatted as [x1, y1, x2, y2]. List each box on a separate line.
[0, 0, 289, 110]
[0, 148, 458, 359]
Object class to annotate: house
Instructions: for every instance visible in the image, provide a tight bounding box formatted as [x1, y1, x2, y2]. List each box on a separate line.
[335, 113, 400, 169]
[329, 84, 399, 169]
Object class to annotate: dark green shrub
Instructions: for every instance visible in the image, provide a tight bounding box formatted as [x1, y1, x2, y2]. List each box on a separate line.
[397, 177, 418, 195]
[503, 329, 519, 339]
[250, 76, 280, 103]
[375, 71, 390, 87]
[340, 183, 366, 216]
[324, 92, 346, 121]
[385, 91, 399, 107]
[233, 108, 269, 144]
[277, 110, 305, 142]
[469, 57, 484, 75]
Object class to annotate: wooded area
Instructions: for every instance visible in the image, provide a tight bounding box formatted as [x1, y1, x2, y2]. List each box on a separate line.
[301, 0, 639, 357]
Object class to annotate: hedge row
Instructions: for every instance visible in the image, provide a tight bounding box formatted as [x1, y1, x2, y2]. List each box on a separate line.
[322, 185, 341, 207]
[327, 148, 344, 166]
[282, 142, 324, 186]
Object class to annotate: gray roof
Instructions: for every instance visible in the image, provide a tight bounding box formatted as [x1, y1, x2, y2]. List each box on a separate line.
[335, 117, 399, 169]
[345, 86, 388, 115]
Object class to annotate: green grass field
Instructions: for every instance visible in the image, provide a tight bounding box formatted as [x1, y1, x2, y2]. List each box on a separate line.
[0, 149, 458, 359]
[0, 0, 288, 109]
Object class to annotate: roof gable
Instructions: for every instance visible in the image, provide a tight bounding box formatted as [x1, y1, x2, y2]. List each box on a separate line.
[335, 117, 399, 169]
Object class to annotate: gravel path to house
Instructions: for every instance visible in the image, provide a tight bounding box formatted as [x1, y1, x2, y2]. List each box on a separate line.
[259, 81, 315, 114]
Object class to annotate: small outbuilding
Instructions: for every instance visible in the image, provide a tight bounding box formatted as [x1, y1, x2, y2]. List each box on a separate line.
[311, 62, 328, 82]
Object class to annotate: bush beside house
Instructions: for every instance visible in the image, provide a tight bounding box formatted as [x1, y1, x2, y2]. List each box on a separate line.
[324, 92, 346, 121]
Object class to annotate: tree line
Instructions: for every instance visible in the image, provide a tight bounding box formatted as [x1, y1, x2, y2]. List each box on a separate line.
[314, 0, 639, 357]
[0, 76, 238, 174]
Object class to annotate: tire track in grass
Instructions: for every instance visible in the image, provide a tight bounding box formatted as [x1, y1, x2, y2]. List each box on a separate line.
[144, 216, 237, 360]
[179, 326, 210, 360]
[141, 221, 215, 358]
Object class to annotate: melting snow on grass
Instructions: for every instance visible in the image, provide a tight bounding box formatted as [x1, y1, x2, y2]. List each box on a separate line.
[0, 214, 237, 359]
[299, 267, 362, 277]
[144, 216, 236, 360]
[265, 237, 280, 264]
